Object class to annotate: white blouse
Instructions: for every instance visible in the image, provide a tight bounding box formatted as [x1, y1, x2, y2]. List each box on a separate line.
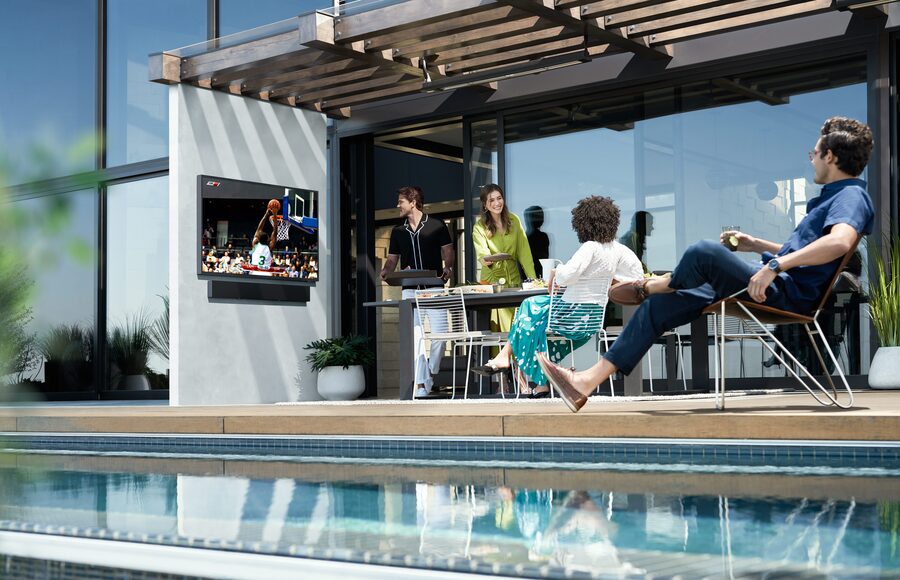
[553, 241, 644, 303]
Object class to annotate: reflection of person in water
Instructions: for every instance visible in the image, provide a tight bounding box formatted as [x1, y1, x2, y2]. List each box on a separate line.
[524, 205, 551, 278]
[531, 491, 642, 575]
[619, 210, 654, 274]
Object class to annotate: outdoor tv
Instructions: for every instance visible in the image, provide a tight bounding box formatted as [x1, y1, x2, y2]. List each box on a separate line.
[198, 175, 319, 286]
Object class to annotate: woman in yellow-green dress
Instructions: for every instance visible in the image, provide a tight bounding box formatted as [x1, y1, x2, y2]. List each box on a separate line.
[472, 183, 537, 333]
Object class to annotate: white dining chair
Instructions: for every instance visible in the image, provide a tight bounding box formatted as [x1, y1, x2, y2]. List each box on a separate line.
[414, 287, 505, 399]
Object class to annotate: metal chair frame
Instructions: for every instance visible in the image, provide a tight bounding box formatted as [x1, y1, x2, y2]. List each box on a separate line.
[414, 287, 506, 399]
[703, 238, 861, 410]
[546, 276, 616, 395]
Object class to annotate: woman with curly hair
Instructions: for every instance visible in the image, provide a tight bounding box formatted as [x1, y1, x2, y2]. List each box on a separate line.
[474, 195, 644, 395]
[472, 184, 537, 333]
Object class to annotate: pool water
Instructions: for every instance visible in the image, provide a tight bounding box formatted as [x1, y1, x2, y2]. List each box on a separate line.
[0, 451, 898, 578]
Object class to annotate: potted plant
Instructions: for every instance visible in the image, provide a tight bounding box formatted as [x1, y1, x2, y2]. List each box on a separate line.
[39, 324, 93, 392]
[867, 236, 900, 389]
[148, 293, 169, 363]
[109, 313, 152, 390]
[304, 335, 374, 401]
[147, 292, 169, 390]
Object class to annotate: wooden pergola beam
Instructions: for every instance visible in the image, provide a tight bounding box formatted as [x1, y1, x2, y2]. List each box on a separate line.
[496, 0, 671, 60]
[178, 30, 306, 82]
[243, 65, 382, 96]
[390, 15, 545, 58]
[321, 81, 424, 110]
[301, 11, 437, 80]
[596, 0, 748, 28]
[233, 59, 368, 93]
[151, 0, 847, 118]
[296, 73, 413, 105]
[444, 38, 594, 74]
[333, 0, 498, 43]
[651, 0, 832, 45]
[148, 52, 181, 84]
[430, 26, 577, 65]
[361, 5, 524, 52]
[212, 53, 344, 89]
[628, 0, 800, 37]
[206, 49, 327, 87]
[560, 0, 671, 16]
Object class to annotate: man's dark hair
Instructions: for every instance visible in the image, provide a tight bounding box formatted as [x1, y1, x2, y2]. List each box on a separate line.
[397, 185, 424, 210]
[818, 117, 873, 177]
[258, 232, 269, 245]
[571, 196, 620, 244]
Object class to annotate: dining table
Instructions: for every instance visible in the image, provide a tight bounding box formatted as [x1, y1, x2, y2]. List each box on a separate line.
[363, 286, 712, 400]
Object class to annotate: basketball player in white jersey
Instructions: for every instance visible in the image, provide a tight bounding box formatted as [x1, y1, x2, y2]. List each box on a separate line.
[250, 208, 277, 270]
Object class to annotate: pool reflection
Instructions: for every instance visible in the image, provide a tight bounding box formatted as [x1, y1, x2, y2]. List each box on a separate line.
[0, 455, 897, 576]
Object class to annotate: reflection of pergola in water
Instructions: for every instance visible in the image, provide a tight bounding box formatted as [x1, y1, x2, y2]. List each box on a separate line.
[150, 1, 872, 120]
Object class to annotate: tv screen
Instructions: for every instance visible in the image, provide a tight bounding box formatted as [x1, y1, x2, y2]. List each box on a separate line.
[198, 175, 319, 285]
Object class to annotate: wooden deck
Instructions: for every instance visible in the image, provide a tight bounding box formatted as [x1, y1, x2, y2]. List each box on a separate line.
[1, 391, 899, 441]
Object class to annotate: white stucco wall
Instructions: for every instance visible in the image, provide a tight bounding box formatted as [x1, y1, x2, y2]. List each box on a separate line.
[169, 84, 328, 405]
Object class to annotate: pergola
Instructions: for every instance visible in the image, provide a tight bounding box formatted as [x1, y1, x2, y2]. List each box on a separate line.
[150, 0, 888, 118]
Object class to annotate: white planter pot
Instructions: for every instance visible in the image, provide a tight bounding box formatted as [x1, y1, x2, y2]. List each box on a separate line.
[868, 346, 900, 389]
[122, 374, 151, 391]
[316, 365, 365, 401]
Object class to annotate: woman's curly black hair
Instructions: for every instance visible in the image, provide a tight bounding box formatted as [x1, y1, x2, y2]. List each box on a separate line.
[571, 195, 620, 244]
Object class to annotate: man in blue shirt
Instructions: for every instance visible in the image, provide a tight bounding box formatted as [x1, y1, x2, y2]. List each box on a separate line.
[537, 117, 875, 413]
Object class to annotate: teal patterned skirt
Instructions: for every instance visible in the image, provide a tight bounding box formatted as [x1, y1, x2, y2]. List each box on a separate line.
[508, 295, 601, 385]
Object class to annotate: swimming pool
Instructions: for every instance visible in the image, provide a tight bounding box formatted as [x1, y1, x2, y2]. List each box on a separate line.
[0, 436, 898, 578]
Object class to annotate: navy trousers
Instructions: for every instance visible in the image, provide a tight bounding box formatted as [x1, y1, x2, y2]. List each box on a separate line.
[604, 240, 797, 375]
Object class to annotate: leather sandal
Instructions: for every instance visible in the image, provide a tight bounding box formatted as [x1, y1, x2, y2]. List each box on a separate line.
[472, 361, 508, 376]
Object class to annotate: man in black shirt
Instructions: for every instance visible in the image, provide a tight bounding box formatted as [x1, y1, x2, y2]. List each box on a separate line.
[380, 186, 455, 398]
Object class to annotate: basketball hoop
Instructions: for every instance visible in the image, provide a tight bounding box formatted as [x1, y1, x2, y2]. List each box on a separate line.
[275, 216, 292, 242]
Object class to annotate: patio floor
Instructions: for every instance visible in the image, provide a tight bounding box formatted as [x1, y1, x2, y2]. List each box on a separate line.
[1, 391, 898, 441]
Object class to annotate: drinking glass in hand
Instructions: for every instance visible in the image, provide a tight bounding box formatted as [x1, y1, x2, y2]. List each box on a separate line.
[722, 226, 741, 252]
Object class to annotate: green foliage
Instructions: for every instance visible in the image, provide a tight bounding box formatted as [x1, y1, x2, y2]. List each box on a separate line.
[39, 324, 91, 363]
[148, 292, 169, 361]
[304, 335, 374, 371]
[0, 218, 38, 384]
[879, 500, 900, 559]
[868, 236, 900, 347]
[0, 133, 98, 394]
[108, 313, 152, 377]
[0, 161, 36, 391]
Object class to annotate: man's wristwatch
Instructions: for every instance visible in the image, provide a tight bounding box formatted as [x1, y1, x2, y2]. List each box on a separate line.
[767, 259, 782, 274]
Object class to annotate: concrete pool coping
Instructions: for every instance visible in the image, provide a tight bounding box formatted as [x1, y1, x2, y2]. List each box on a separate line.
[0, 391, 898, 441]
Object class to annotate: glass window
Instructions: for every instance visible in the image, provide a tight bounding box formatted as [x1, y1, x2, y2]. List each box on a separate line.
[7, 190, 98, 394]
[0, 1, 96, 184]
[506, 58, 867, 272]
[106, 177, 168, 391]
[106, 0, 206, 167]
[504, 57, 869, 379]
[220, 0, 328, 37]
[467, 118, 498, 283]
